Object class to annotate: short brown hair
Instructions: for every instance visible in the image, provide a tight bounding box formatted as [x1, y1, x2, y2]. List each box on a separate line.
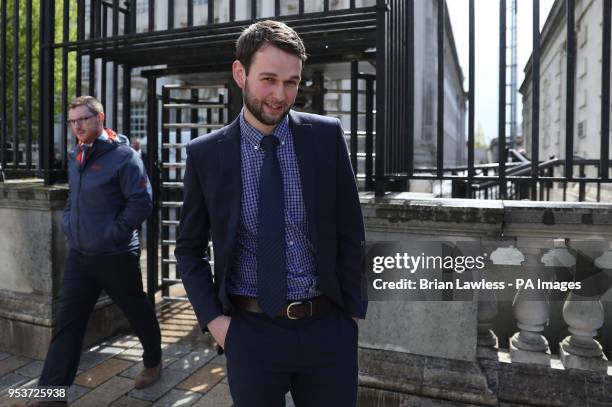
[236, 20, 307, 74]
[69, 96, 104, 115]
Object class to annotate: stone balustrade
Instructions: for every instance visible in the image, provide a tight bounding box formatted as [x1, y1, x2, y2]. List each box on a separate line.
[358, 192, 612, 406]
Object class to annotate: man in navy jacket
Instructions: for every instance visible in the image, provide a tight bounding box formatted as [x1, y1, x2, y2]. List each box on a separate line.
[35, 96, 162, 400]
[176, 21, 367, 406]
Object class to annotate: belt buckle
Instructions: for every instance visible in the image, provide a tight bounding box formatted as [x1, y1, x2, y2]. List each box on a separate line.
[286, 301, 313, 320]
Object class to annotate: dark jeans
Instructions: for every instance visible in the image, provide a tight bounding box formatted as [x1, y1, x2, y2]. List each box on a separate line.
[224, 305, 359, 407]
[39, 249, 161, 386]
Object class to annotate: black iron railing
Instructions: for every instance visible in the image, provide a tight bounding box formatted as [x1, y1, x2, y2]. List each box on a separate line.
[0, 0, 375, 183]
[372, 0, 612, 200]
[0, 0, 611, 202]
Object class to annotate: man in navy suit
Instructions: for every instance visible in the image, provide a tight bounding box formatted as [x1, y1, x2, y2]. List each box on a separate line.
[175, 20, 367, 407]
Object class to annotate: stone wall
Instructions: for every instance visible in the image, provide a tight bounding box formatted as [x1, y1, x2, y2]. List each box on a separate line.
[0, 181, 129, 359]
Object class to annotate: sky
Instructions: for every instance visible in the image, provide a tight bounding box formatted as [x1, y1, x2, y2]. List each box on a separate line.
[446, 0, 556, 143]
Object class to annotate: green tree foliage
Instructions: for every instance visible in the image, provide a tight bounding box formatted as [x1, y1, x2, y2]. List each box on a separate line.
[3, 0, 77, 142]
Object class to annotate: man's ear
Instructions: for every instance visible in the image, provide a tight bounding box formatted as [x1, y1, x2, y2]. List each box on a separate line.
[97, 111, 105, 125]
[232, 60, 246, 89]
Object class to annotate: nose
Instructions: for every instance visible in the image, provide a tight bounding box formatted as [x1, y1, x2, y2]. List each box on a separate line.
[271, 83, 286, 102]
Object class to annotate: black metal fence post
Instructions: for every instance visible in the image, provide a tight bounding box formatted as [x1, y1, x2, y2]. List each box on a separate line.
[467, 0, 475, 181]
[11, 0, 19, 168]
[25, 0, 32, 169]
[565, 0, 575, 179]
[531, 0, 540, 200]
[436, 0, 444, 179]
[350, 60, 358, 174]
[365, 75, 374, 191]
[61, 0, 69, 169]
[498, 0, 506, 199]
[146, 74, 159, 305]
[601, 0, 611, 180]
[1, 0, 7, 170]
[123, 66, 132, 137]
[39, 0, 56, 184]
[405, 0, 414, 180]
[374, 0, 386, 196]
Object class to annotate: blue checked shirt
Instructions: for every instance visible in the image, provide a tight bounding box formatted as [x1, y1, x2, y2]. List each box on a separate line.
[227, 111, 321, 300]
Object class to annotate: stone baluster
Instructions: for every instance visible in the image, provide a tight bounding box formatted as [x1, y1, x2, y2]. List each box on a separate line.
[509, 238, 551, 365]
[476, 239, 500, 360]
[477, 295, 498, 359]
[559, 240, 609, 372]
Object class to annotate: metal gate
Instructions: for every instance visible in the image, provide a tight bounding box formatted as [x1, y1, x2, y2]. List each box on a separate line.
[147, 84, 229, 303]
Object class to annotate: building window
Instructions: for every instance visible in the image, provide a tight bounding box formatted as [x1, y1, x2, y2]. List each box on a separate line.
[579, 23, 588, 48]
[543, 132, 550, 148]
[578, 120, 586, 139]
[579, 56, 587, 78]
[580, 88, 588, 108]
[131, 103, 147, 139]
[137, 0, 148, 14]
[422, 95, 433, 140]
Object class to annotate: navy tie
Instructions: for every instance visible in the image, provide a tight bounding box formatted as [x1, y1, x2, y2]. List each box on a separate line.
[256, 135, 286, 318]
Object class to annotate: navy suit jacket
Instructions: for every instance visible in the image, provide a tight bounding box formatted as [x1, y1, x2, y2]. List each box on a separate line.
[175, 110, 367, 331]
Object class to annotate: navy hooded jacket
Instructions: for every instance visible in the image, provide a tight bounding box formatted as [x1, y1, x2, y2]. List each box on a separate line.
[61, 129, 152, 254]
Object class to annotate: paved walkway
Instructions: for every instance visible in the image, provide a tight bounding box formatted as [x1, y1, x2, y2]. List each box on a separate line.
[0, 299, 295, 406]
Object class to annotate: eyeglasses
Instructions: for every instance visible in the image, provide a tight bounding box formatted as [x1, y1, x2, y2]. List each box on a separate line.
[67, 115, 96, 126]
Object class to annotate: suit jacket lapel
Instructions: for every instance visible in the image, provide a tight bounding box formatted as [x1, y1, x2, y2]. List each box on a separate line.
[289, 111, 319, 253]
[216, 117, 242, 277]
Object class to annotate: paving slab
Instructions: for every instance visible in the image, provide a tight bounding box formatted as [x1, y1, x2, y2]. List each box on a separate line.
[119, 356, 179, 380]
[191, 383, 233, 407]
[161, 337, 182, 345]
[167, 349, 215, 374]
[78, 346, 124, 371]
[115, 348, 144, 363]
[71, 376, 133, 407]
[103, 336, 141, 349]
[7, 376, 37, 389]
[150, 389, 201, 407]
[211, 355, 226, 367]
[67, 384, 90, 403]
[176, 364, 226, 394]
[159, 323, 195, 334]
[108, 394, 153, 407]
[0, 394, 26, 407]
[0, 353, 10, 363]
[0, 356, 32, 376]
[129, 368, 190, 402]
[161, 344, 193, 359]
[74, 357, 134, 388]
[0, 373, 31, 393]
[13, 361, 44, 379]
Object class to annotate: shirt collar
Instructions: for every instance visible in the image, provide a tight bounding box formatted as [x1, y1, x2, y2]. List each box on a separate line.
[81, 129, 108, 148]
[98, 129, 109, 141]
[239, 109, 289, 148]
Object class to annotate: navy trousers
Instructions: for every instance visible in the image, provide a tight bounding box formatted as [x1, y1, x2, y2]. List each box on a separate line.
[224, 305, 359, 407]
[39, 249, 161, 386]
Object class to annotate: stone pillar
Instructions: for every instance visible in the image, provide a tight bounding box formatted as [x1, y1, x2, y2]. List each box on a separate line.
[0, 181, 129, 359]
[509, 238, 551, 365]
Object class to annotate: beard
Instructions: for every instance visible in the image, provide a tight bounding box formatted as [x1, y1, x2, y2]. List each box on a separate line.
[243, 80, 292, 127]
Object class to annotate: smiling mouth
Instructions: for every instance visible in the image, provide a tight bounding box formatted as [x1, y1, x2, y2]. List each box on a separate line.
[264, 102, 283, 112]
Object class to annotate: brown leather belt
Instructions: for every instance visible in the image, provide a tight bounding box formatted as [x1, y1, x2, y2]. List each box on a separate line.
[231, 295, 334, 319]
